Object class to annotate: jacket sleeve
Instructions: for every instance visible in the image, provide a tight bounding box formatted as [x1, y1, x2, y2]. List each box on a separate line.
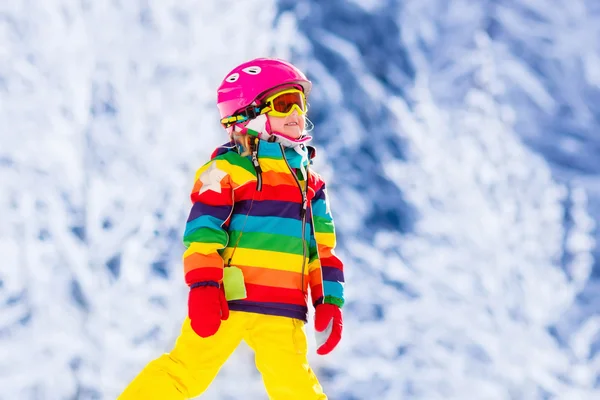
[309, 182, 345, 308]
[182, 159, 234, 286]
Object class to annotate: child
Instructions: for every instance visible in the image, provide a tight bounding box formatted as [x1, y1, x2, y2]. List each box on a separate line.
[118, 58, 345, 400]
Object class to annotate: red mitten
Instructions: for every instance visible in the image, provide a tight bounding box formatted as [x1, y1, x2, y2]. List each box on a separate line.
[188, 282, 229, 338]
[314, 303, 343, 355]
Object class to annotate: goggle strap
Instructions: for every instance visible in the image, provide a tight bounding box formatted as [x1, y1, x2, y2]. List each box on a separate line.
[220, 104, 271, 128]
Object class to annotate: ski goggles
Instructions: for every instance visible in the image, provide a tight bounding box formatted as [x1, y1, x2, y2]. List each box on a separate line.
[220, 89, 307, 128]
[262, 88, 307, 117]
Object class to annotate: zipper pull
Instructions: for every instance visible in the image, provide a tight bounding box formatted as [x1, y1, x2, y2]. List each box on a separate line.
[251, 151, 261, 173]
[251, 138, 262, 172]
[300, 192, 307, 219]
[251, 140, 262, 191]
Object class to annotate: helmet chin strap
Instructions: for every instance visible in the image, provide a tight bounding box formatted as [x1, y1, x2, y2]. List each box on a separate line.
[230, 115, 312, 148]
[269, 131, 312, 147]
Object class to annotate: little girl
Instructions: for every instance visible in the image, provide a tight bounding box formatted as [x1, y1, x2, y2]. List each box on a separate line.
[119, 58, 345, 400]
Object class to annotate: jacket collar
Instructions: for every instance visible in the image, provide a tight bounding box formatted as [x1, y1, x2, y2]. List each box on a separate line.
[211, 140, 316, 168]
[258, 140, 311, 170]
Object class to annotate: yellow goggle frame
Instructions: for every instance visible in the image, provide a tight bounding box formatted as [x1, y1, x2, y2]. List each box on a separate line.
[262, 88, 307, 118]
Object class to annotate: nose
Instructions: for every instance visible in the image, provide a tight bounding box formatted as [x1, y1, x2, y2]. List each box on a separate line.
[286, 110, 300, 121]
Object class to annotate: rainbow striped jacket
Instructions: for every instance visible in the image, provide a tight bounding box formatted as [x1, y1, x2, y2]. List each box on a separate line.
[182, 139, 345, 321]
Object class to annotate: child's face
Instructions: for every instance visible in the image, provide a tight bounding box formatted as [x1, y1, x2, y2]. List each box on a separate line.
[268, 110, 305, 139]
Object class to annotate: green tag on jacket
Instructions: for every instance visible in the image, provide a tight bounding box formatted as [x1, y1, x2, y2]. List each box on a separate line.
[223, 266, 247, 301]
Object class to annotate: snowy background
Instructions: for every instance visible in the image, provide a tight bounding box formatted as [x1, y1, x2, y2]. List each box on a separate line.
[1, 0, 599, 399]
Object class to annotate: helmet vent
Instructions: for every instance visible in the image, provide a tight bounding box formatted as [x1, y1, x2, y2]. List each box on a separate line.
[242, 66, 261, 75]
[225, 73, 240, 82]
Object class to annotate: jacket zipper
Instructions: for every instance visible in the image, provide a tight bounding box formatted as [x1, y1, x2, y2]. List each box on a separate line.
[251, 139, 262, 191]
[280, 144, 308, 294]
[228, 139, 261, 268]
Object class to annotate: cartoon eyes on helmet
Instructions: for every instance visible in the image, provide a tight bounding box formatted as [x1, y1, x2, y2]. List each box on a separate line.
[225, 73, 239, 83]
[242, 66, 261, 75]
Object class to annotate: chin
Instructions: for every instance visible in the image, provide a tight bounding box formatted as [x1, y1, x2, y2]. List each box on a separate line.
[284, 129, 302, 139]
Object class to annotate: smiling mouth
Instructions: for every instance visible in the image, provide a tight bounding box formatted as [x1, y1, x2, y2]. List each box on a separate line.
[285, 122, 299, 126]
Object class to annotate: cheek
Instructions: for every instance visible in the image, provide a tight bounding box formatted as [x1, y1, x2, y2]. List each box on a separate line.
[268, 116, 285, 132]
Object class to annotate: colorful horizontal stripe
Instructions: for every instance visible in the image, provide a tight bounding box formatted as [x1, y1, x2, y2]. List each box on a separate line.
[234, 199, 303, 220]
[188, 202, 232, 222]
[220, 247, 304, 273]
[228, 230, 304, 255]
[323, 280, 344, 299]
[228, 215, 309, 238]
[233, 265, 306, 290]
[229, 301, 308, 320]
[182, 140, 344, 321]
[243, 282, 307, 304]
[230, 300, 308, 313]
[322, 266, 344, 282]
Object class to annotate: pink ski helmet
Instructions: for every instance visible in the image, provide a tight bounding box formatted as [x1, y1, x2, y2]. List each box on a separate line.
[217, 58, 312, 121]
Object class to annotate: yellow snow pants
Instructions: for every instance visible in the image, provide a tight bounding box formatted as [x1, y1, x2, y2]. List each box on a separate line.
[118, 311, 326, 400]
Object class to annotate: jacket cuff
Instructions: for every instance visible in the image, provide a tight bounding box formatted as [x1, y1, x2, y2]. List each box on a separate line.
[185, 267, 223, 286]
[313, 296, 324, 308]
[323, 295, 344, 308]
[190, 281, 220, 290]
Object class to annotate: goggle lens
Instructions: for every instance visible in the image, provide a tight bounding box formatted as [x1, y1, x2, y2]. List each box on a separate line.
[270, 91, 305, 114]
